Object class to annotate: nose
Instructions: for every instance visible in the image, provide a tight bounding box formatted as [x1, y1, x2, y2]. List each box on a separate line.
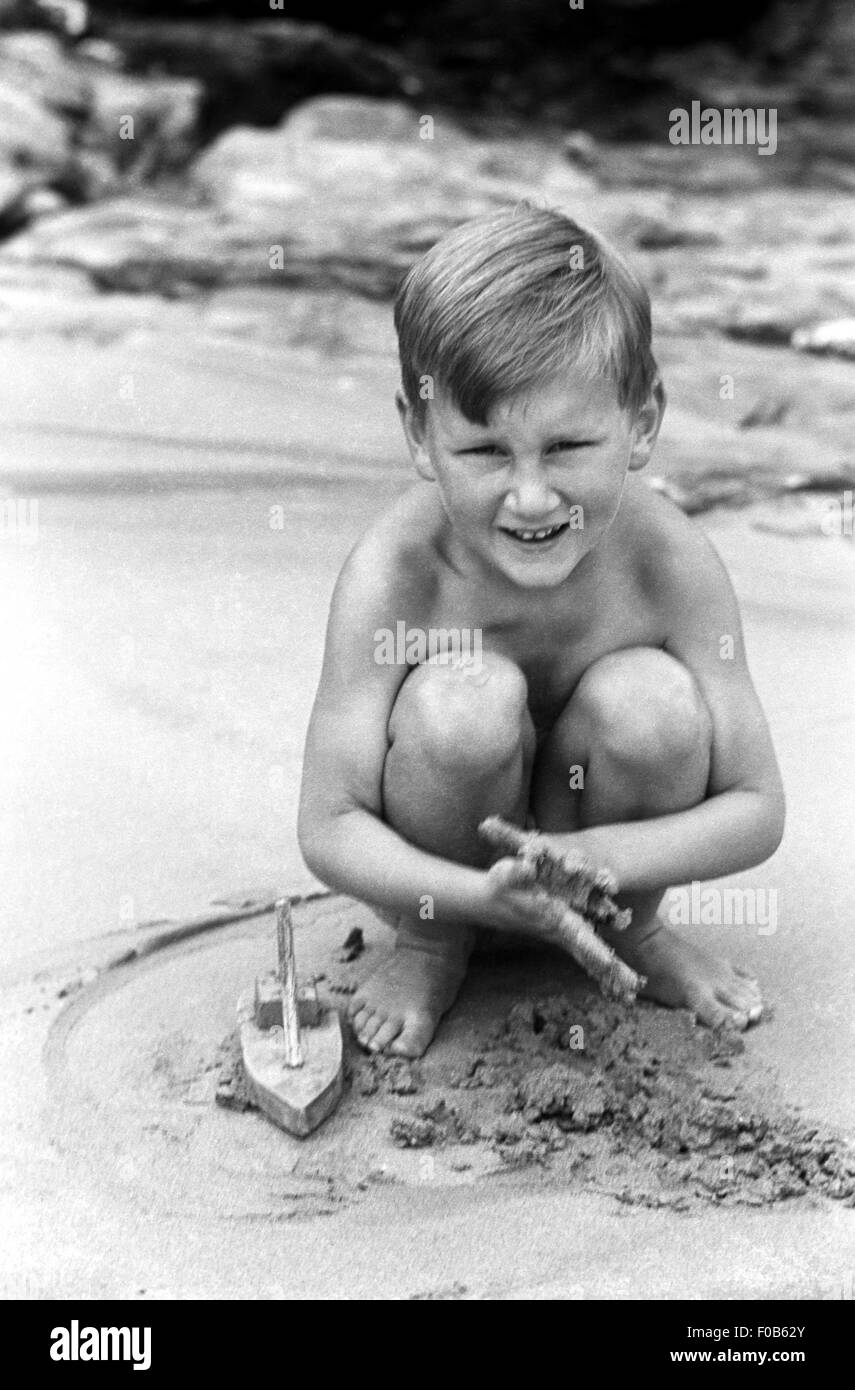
[505, 459, 561, 518]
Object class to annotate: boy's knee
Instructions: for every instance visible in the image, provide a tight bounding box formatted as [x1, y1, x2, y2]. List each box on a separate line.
[574, 647, 711, 768]
[391, 652, 529, 768]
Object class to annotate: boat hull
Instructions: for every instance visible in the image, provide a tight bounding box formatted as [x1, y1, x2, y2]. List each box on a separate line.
[237, 990, 344, 1137]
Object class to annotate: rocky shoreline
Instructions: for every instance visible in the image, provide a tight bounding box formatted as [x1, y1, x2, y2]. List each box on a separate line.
[1, 14, 853, 514]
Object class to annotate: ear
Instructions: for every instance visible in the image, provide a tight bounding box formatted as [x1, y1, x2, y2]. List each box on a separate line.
[396, 388, 436, 481]
[628, 378, 666, 472]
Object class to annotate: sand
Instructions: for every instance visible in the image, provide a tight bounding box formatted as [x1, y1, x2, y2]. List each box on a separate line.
[31, 890, 852, 1229]
[213, 902, 855, 1213]
[1, 476, 853, 1295]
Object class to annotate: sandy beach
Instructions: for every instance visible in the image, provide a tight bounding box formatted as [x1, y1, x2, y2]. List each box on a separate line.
[2, 319, 853, 1296]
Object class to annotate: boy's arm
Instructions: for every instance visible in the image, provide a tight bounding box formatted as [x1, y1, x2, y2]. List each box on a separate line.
[547, 529, 786, 895]
[297, 544, 490, 927]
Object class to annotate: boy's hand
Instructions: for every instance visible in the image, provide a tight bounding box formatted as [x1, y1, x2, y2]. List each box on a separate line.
[481, 854, 645, 1002]
[481, 857, 566, 942]
[539, 826, 623, 890]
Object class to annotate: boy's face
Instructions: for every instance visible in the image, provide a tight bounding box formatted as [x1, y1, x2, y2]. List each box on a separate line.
[398, 371, 664, 590]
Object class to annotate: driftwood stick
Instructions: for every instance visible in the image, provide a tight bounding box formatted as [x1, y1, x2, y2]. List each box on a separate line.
[528, 890, 645, 1003]
[478, 816, 644, 1003]
[276, 898, 304, 1068]
[479, 816, 631, 932]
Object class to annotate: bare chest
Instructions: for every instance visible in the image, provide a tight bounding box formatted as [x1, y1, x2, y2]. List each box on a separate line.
[424, 569, 665, 727]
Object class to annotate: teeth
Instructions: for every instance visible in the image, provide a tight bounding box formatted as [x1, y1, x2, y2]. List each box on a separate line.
[509, 524, 561, 541]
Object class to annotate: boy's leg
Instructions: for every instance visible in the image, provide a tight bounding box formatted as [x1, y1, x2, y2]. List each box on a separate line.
[349, 653, 535, 1056]
[531, 647, 762, 1030]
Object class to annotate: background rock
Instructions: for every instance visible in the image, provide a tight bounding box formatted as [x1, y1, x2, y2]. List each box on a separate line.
[0, 96, 598, 296]
[82, 65, 202, 178]
[0, 5, 852, 516]
[792, 319, 855, 360]
[94, 19, 417, 143]
[0, 33, 77, 173]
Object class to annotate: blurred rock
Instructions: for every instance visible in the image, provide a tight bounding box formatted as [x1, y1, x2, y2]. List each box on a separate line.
[647, 464, 855, 517]
[721, 317, 787, 350]
[39, 0, 87, 36]
[0, 190, 404, 297]
[738, 395, 789, 428]
[0, 178, 67, 237]
[191, 96, 528, 293]
[193, 95, 478, 213]
[792, 319, 855, 360]
[562, 131, 599, 171]
[0, 0, 81, 33]
[563, 140, 776, 193]
[0, 30, 92, 215]
[0, 27, 206, 230]
[82, 63, 203, 178]
[0, 197, 229, 292]
[0, 27, 86, 108]
[281, 97, 422, 145]
[0, 167, 29, 235]
[626, 212, 721, 249]
[0, 93, 593, 295]
[101, 19, 416, 139]
[0, 44, 75, 174]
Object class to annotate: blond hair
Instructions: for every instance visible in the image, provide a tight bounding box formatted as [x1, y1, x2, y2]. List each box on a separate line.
[395, 203, 657, 423]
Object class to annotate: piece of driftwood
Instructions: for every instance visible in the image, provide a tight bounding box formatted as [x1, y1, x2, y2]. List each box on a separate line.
[479, 816, 631, 931]
[522, 888, 644, 1003]
[479, 816, 644, 1004]
[237, 899, 344, 1137]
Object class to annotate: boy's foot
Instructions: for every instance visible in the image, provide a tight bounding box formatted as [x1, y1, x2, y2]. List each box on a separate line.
[348, 923, 474, 1057]
[616, 921, 763, 1030]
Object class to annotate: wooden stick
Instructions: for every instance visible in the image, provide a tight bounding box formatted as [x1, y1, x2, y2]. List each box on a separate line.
[525, 889, 644, 1003]
[478, 816, 644, 1003]
[276, 898, 304, 1068]
[479, 816, 631, 931]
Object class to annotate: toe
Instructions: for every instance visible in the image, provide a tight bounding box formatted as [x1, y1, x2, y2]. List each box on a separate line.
[735, 989, 762, 1023]
[351, 1009, 384, 1048]
[368, 1016, 405, 1053]
[711, 997, 750, 1030]
[389, 1015, 434, 1058]
[357, 1011, 389, 1047]
[715, 980, 763, 1028]
[347, 993, 368, 1021]
[689, 990, 740, 1031]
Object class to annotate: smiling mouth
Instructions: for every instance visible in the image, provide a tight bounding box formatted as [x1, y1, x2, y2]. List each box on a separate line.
[499, 522, 570, 545]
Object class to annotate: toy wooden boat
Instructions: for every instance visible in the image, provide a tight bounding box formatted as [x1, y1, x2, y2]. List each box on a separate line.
[237, 899, 344, 1137]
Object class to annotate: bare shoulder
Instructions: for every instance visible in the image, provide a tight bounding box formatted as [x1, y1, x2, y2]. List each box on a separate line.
[332, 482, 442, 621]
[618, 476, 735, 610]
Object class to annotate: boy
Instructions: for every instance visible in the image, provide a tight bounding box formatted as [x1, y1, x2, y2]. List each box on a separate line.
[298, 205, 785, 1059]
